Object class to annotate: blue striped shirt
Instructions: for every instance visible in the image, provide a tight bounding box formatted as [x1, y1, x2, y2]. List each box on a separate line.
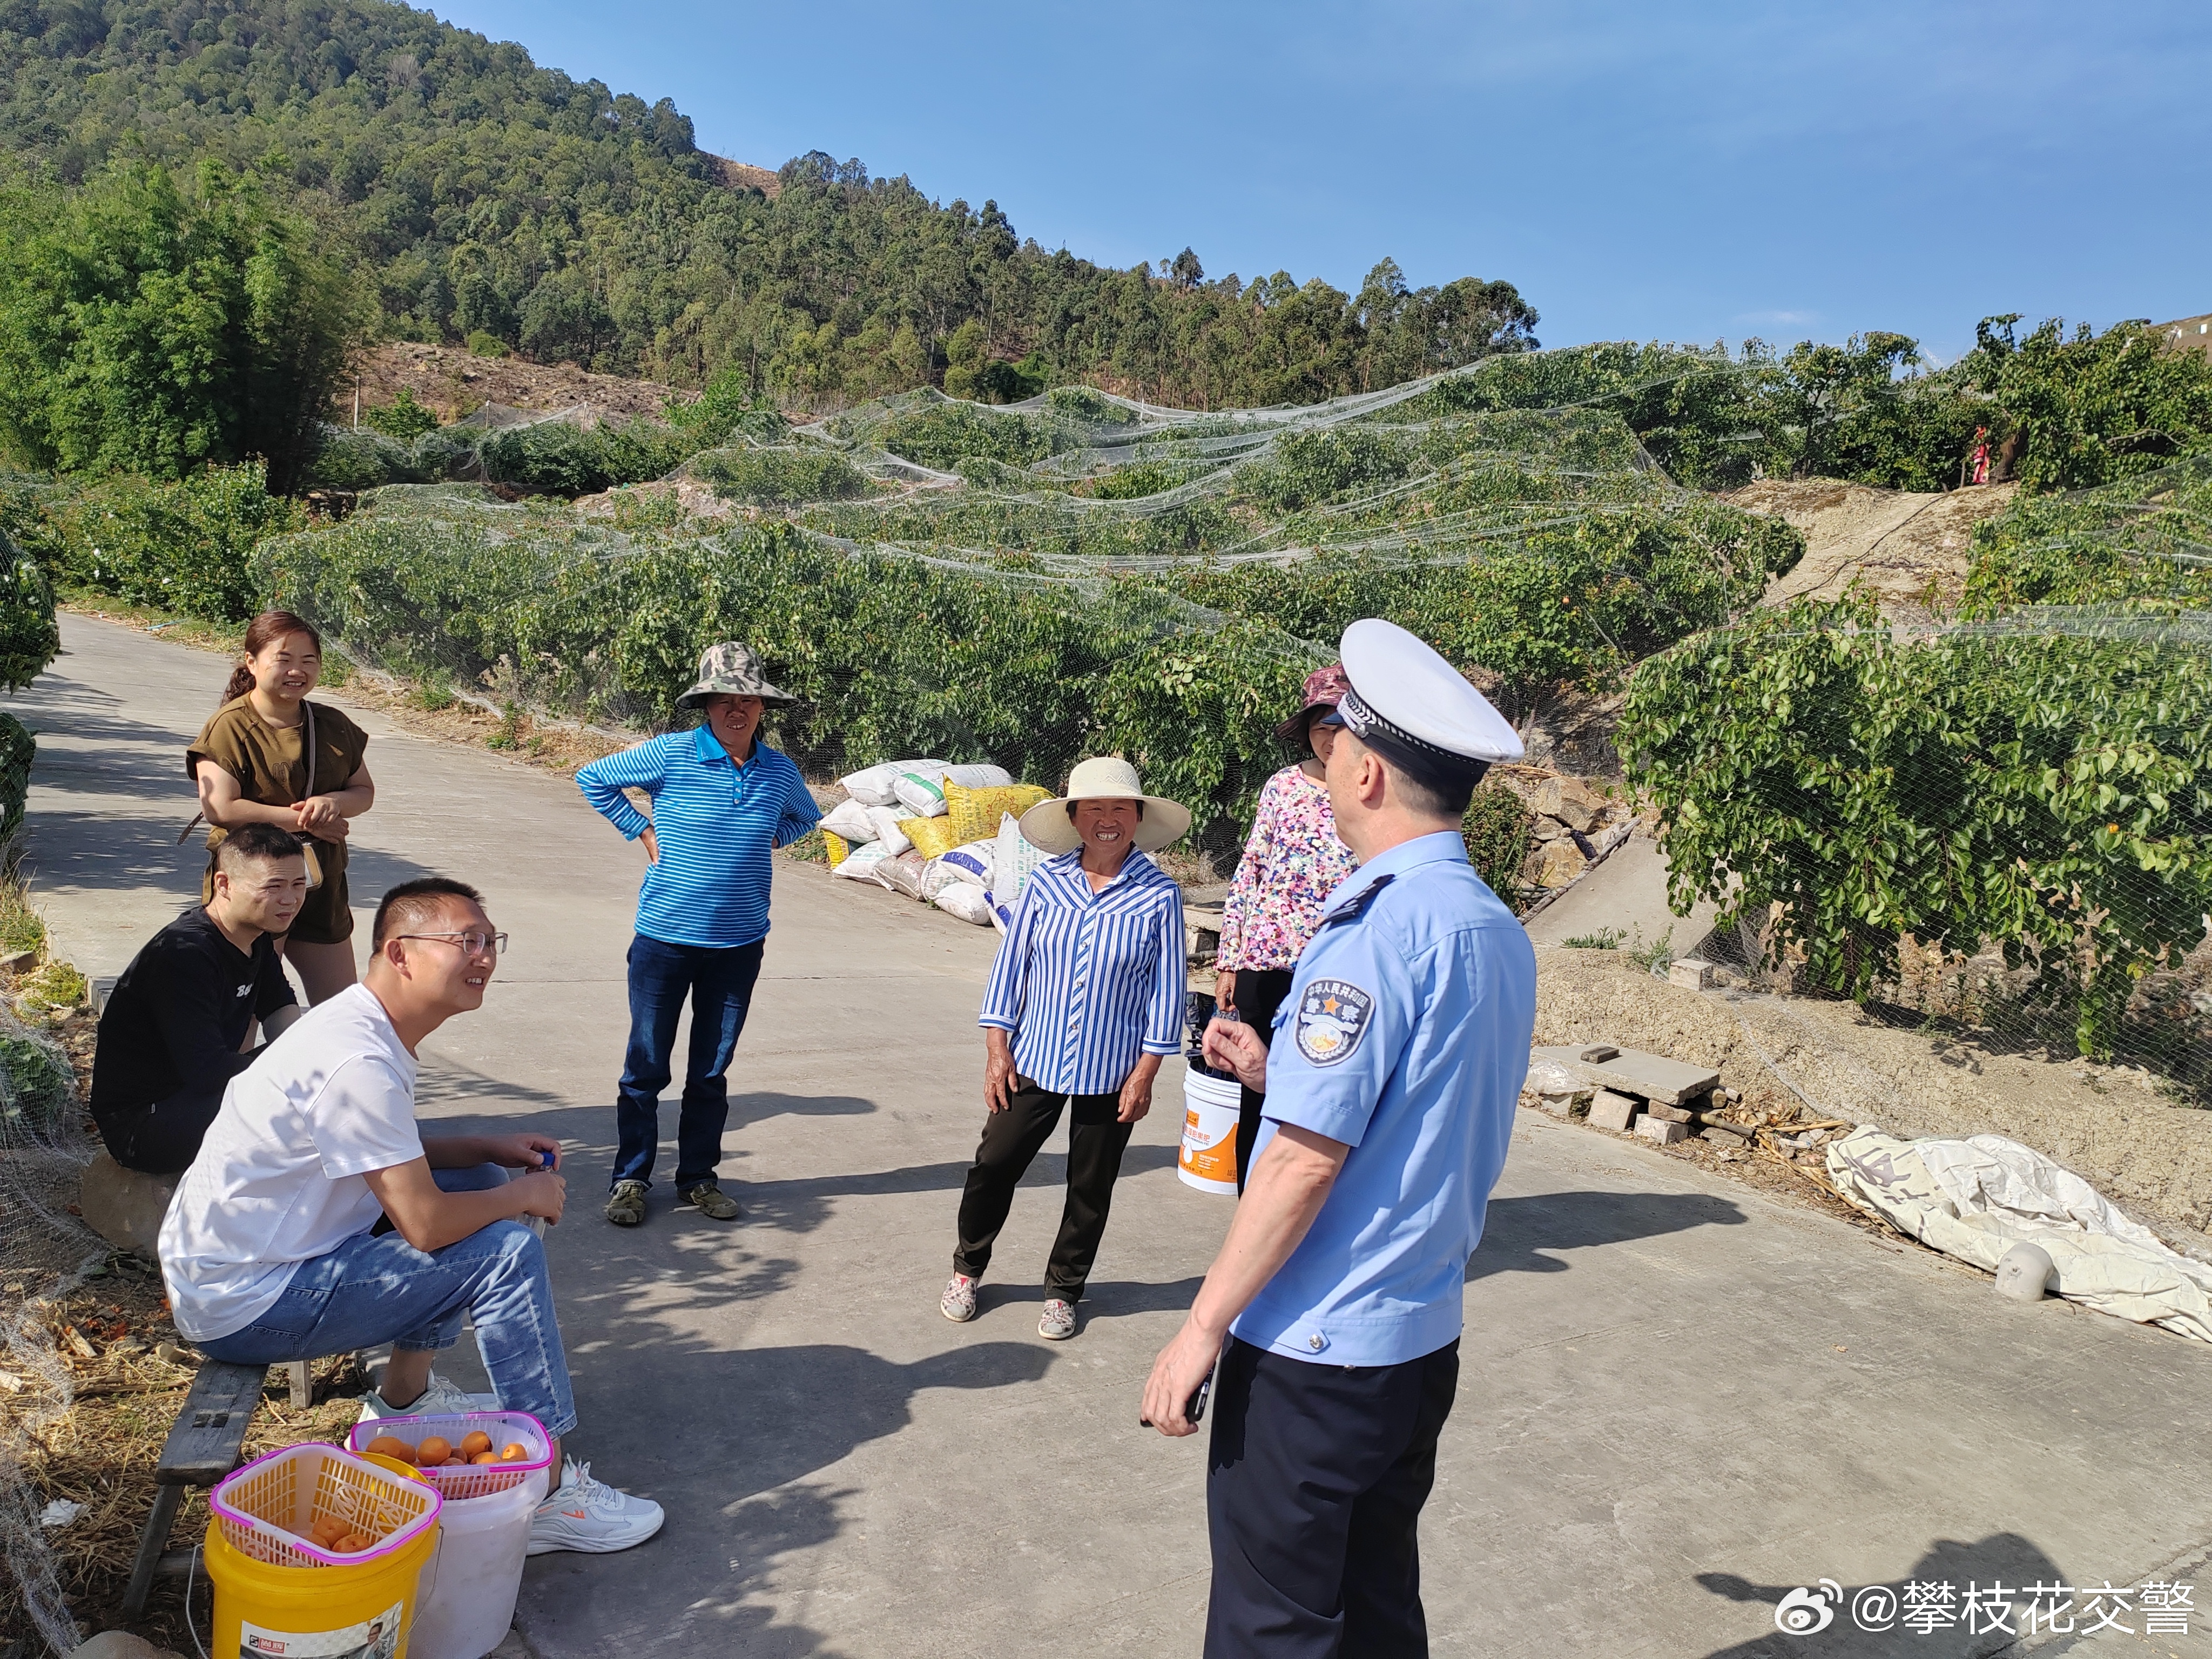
[980, 850, 1185, 1095]
[576, 727, 820, 949]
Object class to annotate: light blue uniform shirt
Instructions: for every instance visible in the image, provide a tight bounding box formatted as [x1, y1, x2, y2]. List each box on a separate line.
[576, 727, 819, 949]
[1235, 830, 1537, 1368]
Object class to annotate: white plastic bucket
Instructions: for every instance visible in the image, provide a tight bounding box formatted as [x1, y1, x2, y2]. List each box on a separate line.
[1179, 1070, 1243, 1196]
[404, 1463, 549, 1659]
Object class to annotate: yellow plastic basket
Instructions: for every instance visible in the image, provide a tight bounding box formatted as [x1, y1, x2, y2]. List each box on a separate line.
[210, 1442, 442, 1568]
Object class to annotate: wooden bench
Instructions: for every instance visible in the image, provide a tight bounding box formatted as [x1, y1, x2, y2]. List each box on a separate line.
[120, 1360, 271, 1617]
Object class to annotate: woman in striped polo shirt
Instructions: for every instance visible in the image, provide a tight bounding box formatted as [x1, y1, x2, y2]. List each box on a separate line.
[941, 757, 1189, 1341]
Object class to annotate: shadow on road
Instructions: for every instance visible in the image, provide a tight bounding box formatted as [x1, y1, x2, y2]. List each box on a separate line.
[518, 1339, 1053, 1655]
[1467, 1189, 1748, 1281]
[1696, 1533, 2069, 1657]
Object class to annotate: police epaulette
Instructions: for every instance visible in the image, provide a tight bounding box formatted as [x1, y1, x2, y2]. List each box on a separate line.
[1318, 873, 1395, 930]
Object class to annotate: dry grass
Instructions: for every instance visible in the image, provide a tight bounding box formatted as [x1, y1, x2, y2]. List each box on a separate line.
[9, 1265, 369, 1650]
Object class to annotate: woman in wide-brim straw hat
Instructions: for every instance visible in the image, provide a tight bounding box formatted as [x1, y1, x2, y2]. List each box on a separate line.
[575, 643, 821, 1229]
[1213, 663, 1359, 1190]
[942, 757, 1189, 1342]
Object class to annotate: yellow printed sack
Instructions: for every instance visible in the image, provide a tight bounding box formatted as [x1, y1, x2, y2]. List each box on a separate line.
[899, 814, 967, 860]
[821, 830, 850, 867]
[945, 779, 1051, 847]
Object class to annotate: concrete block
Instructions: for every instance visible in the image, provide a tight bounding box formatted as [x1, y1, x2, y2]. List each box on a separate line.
[69, 1633, 184, 1659]
[1529, 1043, 1722, 1107]
[1697, 1122, 1753, 1147]
[1644, 1100, 1695, 1123]
[1529, 1091, 1584, 1119]
[77, 1152, 177, 1260]
[90, 975, 117, 1014]
[1587, 1089, 1640, 1132]
[1636, 1116, 1688, 1145]
[1668, 957, 1715, 990]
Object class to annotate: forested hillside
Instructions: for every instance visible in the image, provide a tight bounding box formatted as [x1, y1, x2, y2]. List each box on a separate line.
[0, 0, 1539, 405]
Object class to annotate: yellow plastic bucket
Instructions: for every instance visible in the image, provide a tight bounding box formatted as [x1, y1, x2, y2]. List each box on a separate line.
[203, 1508, 440, 1659]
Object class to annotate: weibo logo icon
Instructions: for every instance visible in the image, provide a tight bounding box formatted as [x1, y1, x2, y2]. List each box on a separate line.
[1775, 1581, 1843, 1634]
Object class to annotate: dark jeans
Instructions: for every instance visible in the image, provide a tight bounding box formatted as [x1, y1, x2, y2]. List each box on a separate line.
[95, 1079, 231, 1176]
[614, 933, 765, 1190]
[1229, 969, 1297, 1191]
[952, 1078, 1135, 1303]
[1205, 1336, 1461, 1659]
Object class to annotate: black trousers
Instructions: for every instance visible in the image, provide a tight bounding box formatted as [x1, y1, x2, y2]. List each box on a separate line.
[952, 1078, 1134, 1303]
[1231, 968, 1297, 1191]
[1205, 1336, 1461, 1659]
[94, 1081, 229, 1175]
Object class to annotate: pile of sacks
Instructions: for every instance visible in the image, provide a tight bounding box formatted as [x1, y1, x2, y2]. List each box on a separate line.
[817, 760, 1053, 931]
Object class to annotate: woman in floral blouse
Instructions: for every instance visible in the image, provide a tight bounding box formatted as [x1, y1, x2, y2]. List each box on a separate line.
[1213, 664, 1359, 1189]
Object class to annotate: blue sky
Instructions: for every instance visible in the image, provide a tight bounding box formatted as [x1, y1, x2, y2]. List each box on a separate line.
[433, 0, 2208, 362]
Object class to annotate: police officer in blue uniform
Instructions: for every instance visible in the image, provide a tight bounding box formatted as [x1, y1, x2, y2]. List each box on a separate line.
[1141, 617, 1539, 1658]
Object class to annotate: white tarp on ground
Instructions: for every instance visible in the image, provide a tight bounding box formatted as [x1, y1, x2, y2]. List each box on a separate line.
[1825, 1128, 2212, 1343]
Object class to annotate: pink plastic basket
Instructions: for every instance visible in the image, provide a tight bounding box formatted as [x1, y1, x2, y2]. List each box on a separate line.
[210, 1442, 442, 1568]
[347, 1411, 554, 1500]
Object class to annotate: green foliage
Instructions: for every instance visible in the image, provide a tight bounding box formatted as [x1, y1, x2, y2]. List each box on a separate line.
[0, 711, 35, 844]
[0, 3, 1536, 404]
[465, 331, 510, 359]
[0, 1029, 75, 1126]
[477, 418, 694, 495]
[41, 463, 305, 621]
[0, 160, 358, 492]
[692, 446, 867, 507]
[1461, 783, 1534, 912]
[362, 387, 440, 441]
[1620, 593, 2212, 1062]
[1562, 927, 1626, 950]
[1955, 316, 2212, 494]
[664, 366, 787, 447]
[1239, 429, 1414, 513]
[1964, 456, 2212, 613]
[0, 531, 59, 693]
[866, 400, 1060, 470]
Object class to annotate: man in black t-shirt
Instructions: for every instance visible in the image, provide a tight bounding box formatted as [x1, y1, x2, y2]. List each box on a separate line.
[91, 823, 311, 1172]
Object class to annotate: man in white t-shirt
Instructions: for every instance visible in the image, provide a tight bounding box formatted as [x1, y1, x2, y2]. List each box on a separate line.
[160, 876, 663, 1557]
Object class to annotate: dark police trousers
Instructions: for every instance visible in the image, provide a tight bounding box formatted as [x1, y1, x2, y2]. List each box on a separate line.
[1205, 1336, 1461, 1658]
[952, 1077, 1133, 1303]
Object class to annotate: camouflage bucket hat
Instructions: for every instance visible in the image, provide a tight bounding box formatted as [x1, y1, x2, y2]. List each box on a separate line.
[675, 641, 798, 711]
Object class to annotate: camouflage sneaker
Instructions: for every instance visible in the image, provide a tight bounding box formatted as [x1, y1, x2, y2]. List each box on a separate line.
[940, 1274, 978, 1323]
[679, 1181, 741, 1221]
[1038, 1298, 1077, 1341]
[604, 1180, 648, 1227]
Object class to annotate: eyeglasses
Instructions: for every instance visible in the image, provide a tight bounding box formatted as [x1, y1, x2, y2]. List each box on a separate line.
[395, 930, 508, 957]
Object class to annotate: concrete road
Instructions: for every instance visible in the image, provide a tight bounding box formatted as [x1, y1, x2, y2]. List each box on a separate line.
[19, 613, 2212, 1658]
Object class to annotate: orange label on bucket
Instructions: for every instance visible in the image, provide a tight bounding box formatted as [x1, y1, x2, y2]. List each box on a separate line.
[1181, 1108, 1238, 1184]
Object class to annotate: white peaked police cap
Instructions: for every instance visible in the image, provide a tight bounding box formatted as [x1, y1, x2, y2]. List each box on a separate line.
[1337, 618, 1524, 769]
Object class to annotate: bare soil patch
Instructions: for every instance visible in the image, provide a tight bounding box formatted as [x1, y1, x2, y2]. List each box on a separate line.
[335, 342, 693, 426]
[1724, 476, 2019, 612]
[1535, 947, 2212, 1250]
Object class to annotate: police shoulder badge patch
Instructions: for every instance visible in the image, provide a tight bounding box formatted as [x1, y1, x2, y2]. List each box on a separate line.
[1294, 978, 1374, 1067]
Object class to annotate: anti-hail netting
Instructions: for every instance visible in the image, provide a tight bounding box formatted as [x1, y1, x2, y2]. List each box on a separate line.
[262, 356, 2211, 1104]
[0, 1005, 98, 1654]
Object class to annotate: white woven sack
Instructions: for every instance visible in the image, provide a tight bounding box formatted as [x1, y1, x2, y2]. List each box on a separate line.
[890, 762, 1015, 818]
[865, 807, 913, 857]
[935, 884, 996, 927]
[873, 850, 930, 899]
[993, 812, 1049, 906]
[934, 840, 994, 888]
[819, 798, 879, 842]
[832, 841, 895, 882]
[840, 759, 952, 808]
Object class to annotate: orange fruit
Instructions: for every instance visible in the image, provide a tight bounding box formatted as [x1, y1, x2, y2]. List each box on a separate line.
[308, 1516, 347, 1545]
[364, 1435, 411, 1461]
[415, 1436, 453, 1466]
[471, 1451, 499, 1465]
[459, 1431, 493, 1458]
[498, 1442, 529, 1461]
[443, 1456, 466, 1467]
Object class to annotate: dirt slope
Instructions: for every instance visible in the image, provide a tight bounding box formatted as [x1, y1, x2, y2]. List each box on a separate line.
[1724, 477, 2019, 612]
[335, 342, 691, 425]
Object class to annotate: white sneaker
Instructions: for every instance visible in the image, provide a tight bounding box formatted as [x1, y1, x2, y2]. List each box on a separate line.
[526, 1458, 665, 1556]
[1038, 1298, 1076, 1340]
[356, 1371, 500, 1424]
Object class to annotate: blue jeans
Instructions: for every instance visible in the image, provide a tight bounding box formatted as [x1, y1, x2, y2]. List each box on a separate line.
[614, 933, 765, 1190]
[198, 1165, 578, 1437]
